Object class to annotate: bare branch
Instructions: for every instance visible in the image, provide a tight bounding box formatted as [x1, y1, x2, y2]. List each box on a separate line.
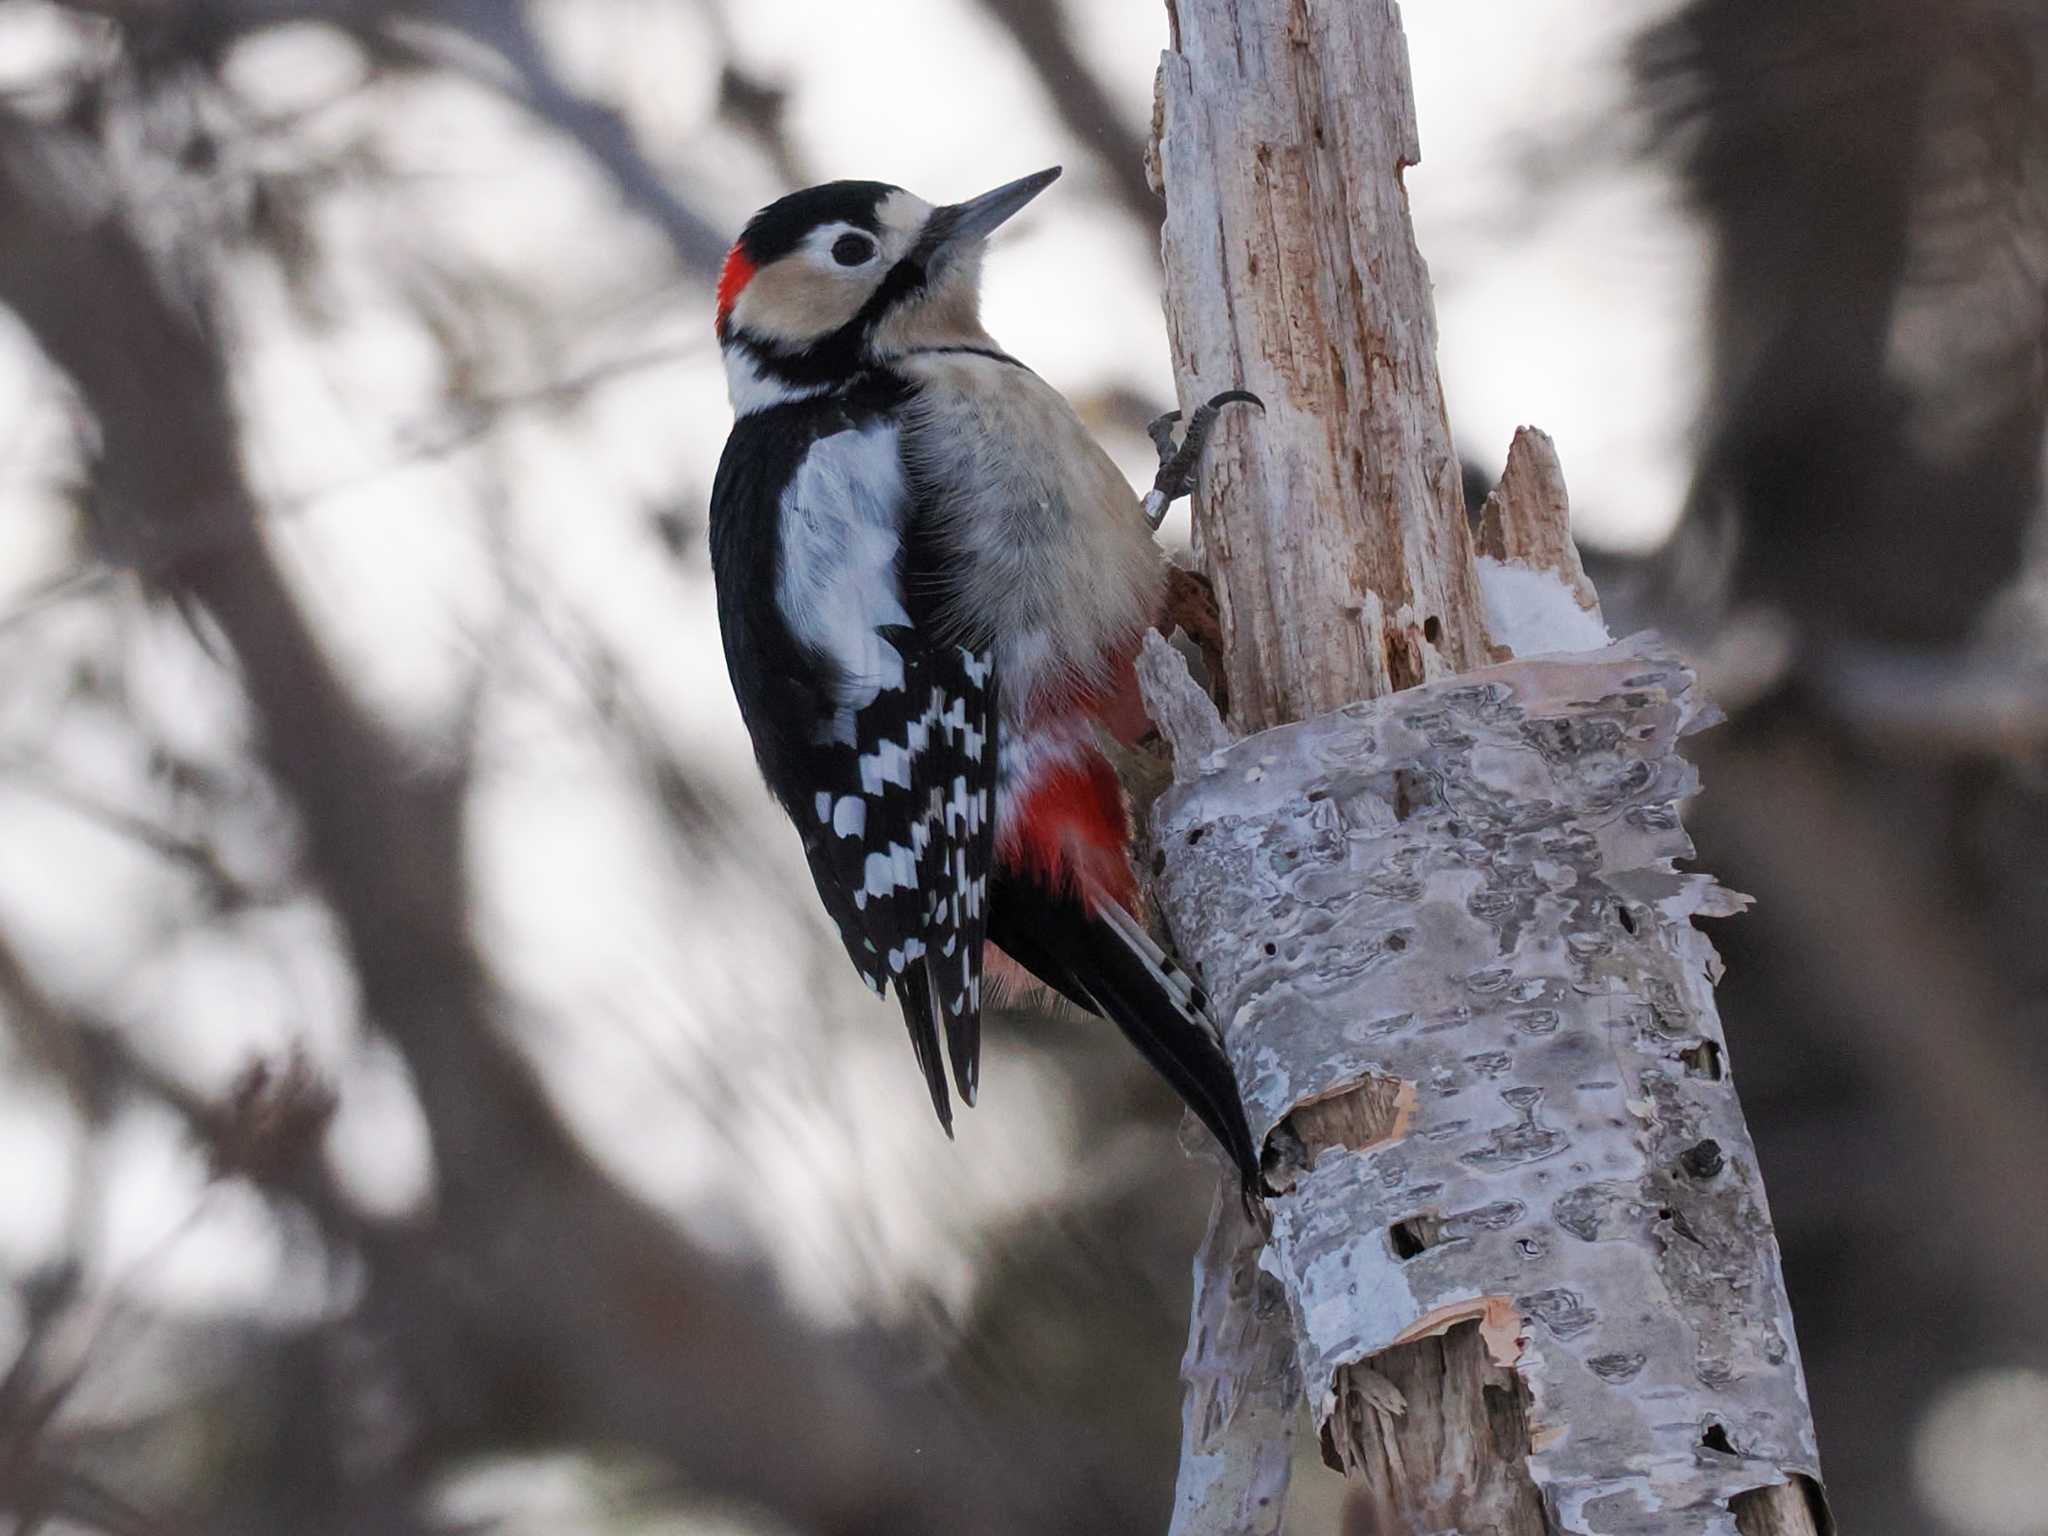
[1168, 1188, 1297, 1536]
[422, 0, 728, 277]
[44, 0, 728, 277]
[970, 0, 1159, 230]
[1152, 2, 1827, 1528]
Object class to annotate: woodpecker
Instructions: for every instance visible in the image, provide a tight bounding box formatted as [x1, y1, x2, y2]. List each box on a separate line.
[708, 167, 1261, 1192]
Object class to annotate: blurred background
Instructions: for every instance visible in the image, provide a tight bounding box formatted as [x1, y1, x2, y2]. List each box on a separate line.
[0, 1, 2042, 1532]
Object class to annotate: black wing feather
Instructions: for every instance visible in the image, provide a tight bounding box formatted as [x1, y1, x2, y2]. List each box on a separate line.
[710, 389, 996, 1134]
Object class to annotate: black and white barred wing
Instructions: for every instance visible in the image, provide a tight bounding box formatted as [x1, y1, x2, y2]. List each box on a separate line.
[769, 418, 995, 1131]
[799, 635, 994, 1131]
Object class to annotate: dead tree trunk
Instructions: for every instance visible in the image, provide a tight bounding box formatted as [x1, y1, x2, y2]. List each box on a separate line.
[1146, 3, 1832, 1532]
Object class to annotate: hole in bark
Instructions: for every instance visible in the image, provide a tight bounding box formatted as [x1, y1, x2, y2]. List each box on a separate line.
[1263, 942, 1277, 957]
[1390, 767, 1425, 821]
[1679, 1039, 1725, 1080]
[1388, 1212, 1443, 1258]
[1384, 931, 1407, 952]
[1384, 626, 1425, 691]
[1701, 1421, 1737, 1456]
[1423, 615, 1442, 645]
[1680, 1139, 1725, 1179]
[1618, 906, 1638, 935]
[1305, 787, 1328, 802]
[1186, 827, 1204, 846]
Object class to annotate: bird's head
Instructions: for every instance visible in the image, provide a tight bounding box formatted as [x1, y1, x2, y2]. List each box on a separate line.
[715, 167, 1059, 412]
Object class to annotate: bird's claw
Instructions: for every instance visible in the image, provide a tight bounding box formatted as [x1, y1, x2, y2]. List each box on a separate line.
[1146, 409, 1183, 465]
[1142, 389, 1264, 530]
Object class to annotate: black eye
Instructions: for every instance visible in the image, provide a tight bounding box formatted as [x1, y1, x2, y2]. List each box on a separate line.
[831, 232, 875, 266]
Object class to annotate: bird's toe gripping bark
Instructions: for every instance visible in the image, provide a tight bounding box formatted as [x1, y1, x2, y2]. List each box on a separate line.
[1142, 389, 1264, 530]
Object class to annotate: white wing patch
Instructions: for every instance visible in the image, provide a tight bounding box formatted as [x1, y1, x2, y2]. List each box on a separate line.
[831, 795, 866, 837]
[776, 421, 913, 743]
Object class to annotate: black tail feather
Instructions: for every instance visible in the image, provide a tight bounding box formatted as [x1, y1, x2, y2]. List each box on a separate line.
[938, 957, 980, 1108]
[895, 966, 954, 1136]
[988, 872, 1262, 1196]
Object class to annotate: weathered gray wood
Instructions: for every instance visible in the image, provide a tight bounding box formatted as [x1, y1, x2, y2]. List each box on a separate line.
[1734, 1479, 1832, 1536]
[1139, 634, 1304, 1536]
[1168, 1178, 1301, 1536]
[1154, 0, 1489, 733]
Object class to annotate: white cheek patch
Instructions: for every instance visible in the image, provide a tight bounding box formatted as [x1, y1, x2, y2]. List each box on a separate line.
[776, 421, 914, 736]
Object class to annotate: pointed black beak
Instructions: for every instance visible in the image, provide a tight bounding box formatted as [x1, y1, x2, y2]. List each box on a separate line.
[930, 166, 1061, 253]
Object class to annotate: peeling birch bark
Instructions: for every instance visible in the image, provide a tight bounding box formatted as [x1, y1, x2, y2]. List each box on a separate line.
[1146, 636, 1825, 1533]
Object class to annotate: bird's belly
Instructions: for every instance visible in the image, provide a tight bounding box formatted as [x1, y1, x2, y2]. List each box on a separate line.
[898, 354, 1163, 716]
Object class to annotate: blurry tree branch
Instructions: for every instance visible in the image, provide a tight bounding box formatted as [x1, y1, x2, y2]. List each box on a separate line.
[0, 113, 1109, 1536]
[1636, 0, 2048, 649]
[1696, 721, 2048, 1312]
[969, 0, 1159, 229]
[0, 1461, 170, 1536]
[423, 0, 728, 275]
[50, 0, 727, 277]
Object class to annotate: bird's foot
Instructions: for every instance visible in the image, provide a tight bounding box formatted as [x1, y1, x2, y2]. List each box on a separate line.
[1141, 389, 1264, 530]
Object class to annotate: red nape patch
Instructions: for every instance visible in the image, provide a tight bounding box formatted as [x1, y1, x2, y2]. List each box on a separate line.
[998, 749, 1138, 912]
[714, 244, 756, 337]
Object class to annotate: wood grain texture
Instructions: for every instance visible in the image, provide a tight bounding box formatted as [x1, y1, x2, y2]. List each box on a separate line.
[1169, 1190, 1301, 1536]
[1156, 0, 1489, 734]
[1477, 425, 1601, 616]
[1733, 1479, 1830, 1536]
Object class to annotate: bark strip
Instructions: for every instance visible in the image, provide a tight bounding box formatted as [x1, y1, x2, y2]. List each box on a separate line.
[1145, 636, 1825, 1532]
[1168, 1184, 1302, 1536]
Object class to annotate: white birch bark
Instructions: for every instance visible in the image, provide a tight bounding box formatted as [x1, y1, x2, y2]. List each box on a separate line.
[1142, 628, 1826, 1534]
[1147, 1, 1831, 1530]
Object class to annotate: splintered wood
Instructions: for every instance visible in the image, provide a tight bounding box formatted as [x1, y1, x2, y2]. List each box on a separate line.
[1155, 0, 1489, 731]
